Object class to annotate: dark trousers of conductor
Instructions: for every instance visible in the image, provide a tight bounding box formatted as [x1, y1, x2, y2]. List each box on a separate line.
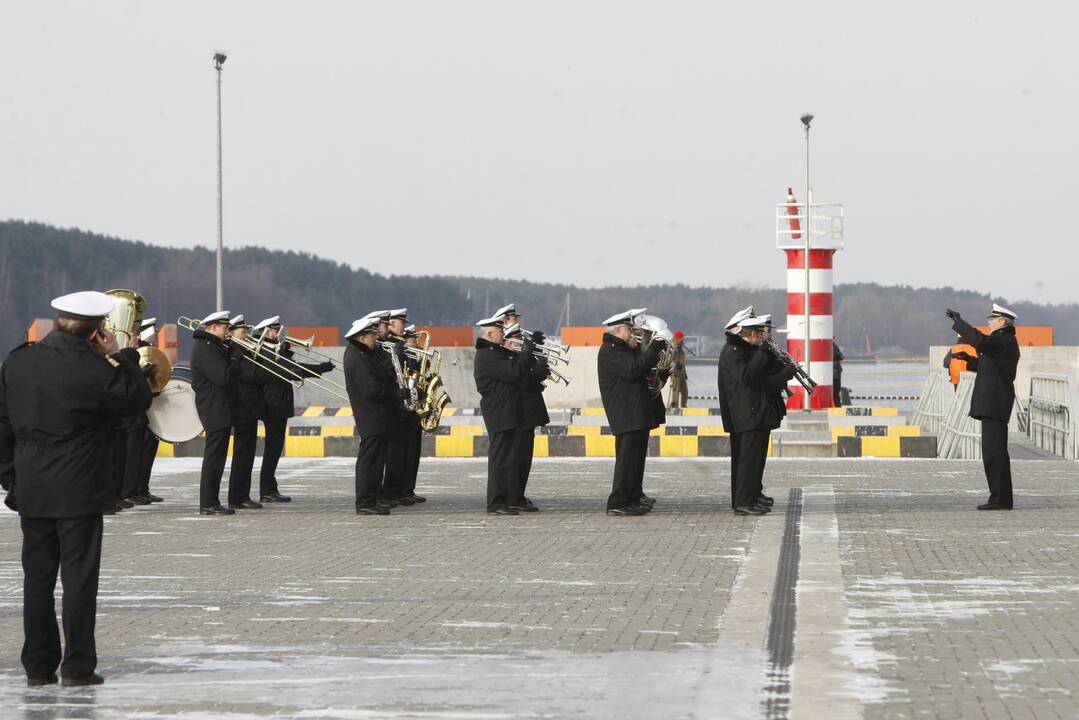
[228, 421, 259, 506]
[199, 427, 231, 508]
[355, 433, 388, 508]
[134, 429, 159, 497]
[21, 514, 103, 681]
[609, 429, 648, 510]
[260, 417, 287, 498]
[516, 427, 536, 499]
[981, 418, 1014, 508]
[488, 429, 523, 509]
[731, 428, 770, 509]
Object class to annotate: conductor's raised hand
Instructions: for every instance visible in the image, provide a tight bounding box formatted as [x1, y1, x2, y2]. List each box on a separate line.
[945, 308, 961, 322]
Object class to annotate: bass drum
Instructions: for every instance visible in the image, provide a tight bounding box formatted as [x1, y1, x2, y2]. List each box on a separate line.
[147, 365, 204, 443]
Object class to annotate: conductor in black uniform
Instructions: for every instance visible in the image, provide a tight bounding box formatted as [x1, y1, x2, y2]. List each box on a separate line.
[344, 316, 404, 515]
[598, 308, 663, 516]
[227, 315, 265, 510]
[946, 303, 1021, 510]
[504, 322, 548, 511]
[190, 310, 238, 516]
[0, 291, 152, 687]
[474, 312, 532, 515]
[718, 313, 796, 515]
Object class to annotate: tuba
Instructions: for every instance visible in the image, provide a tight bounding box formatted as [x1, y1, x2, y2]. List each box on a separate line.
[106, 289, 171, 392]
[633, 314, 675, 397]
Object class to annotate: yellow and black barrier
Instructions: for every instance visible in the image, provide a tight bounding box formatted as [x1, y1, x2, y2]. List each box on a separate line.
[835, 435, 936, 458]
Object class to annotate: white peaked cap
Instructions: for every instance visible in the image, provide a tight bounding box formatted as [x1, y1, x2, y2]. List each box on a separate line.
[725, 306, 755, 332]
[388, 308, 408, 319]
[504, 322, 522, 337]
[740, 316, 770, 328]
[362, 310, 391, 321]
[252, 316, 281, 332]
[200, 310, 230, 325]
[475, 312, 507, 328]
[50, 291, 116, 319]
[494, 303, 516, 317]
[403, 324, 417, 335]
[140, 317, 157, 329]
[602, 308, 645, 326]
[139, 326, 156, 342]
[988, 303, 1018, 320]
[756, 314, 773, 326]
[229, 313, 246, 328]
[345, 317, 380, 339]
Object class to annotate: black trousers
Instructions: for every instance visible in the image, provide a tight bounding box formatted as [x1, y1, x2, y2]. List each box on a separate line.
[135, 429, 159, 497]
[260, 417, 288, 497]
[199, 427, 231, 508]
[981, 418, 1014, 507]
[111, 431, 126, 503]
[732, 429, 770, 509]
[517, 427, 536, 498]
[21, 514, 103, 681]
[228, 421, 258, 505]
[383, 427, 407, 499]
[609, 429, 648, 509]
[488, 429, 523, 509]
[402, 420, 422, 494]
[729, 432, 741, 509]
[121, 426, 148, 498]
[356, 432, 388, 508]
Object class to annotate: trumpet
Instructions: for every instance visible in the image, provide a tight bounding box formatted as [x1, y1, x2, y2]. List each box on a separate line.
[521, 330, 570, 356]
[503, 337, 571, 385]
[765, 338, 818, 395]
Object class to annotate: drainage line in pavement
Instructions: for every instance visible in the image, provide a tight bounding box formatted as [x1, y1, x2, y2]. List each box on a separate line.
[762, 487, 803, 720]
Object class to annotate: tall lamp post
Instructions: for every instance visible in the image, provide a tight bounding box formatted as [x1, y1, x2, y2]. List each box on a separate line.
[800, 113, 814, 410]
[213, 52, 227, 312]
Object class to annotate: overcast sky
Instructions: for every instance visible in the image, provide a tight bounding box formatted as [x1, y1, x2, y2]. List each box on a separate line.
[1, 2, 1075, 302]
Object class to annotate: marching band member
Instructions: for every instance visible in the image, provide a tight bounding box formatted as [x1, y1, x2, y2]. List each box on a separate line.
[504, 322, 547, 512]
[396, 322, 426, 504]
[226, 315, 265, 510]
[384, 309, 423, 505]
[598, 309, 662, 516]
[474, 312, 532, 515]
[190, 311, 238, 516]
[1, 291, 152, 687]
[250, 316, 334, 503]
[344, 316, 405, 515]
[717, 312, 796, 515]
[121, 317, 164, 505]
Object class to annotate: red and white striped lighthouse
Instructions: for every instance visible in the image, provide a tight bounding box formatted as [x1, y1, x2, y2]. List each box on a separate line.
[777, 188, 844, 410]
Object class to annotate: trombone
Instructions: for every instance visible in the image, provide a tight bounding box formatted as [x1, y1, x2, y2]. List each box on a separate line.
[177, 316, 351, 403]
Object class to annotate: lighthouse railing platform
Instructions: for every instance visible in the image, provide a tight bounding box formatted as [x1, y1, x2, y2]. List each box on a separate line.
[775, 202, 845, 250]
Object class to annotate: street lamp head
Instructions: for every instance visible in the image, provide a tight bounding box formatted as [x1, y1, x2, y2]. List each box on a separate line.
[800, 113, 814, 129]
[213, 52, 227, 69]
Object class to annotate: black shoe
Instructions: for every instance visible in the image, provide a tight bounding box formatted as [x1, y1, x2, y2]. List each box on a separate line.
[977, 503, 1013, 510]
[111, 503, 125, 513]
[229, 499, 263, 510]
[757, 495, 775, 506]
[639, 495, 656, 508]
[146, 493, 164, 503]
[27, 674, 58, 687]
[629, 502, 651, 514]
[753, 502, 772, 513]
[125, 495, 152, 506]
[486, 506, 519, 515]
[356, 504, 391, 515]
[380, 497, 400, 508]
[607, 505, 647, 516]
[410, 493, 427, 503]
[260, 492, 292, 503]
[395, 494, 417, 506]
[199, 505, 235, 516]
[116, 498, 134, 509]
[510, 503, 540, 512]
[61, 673, 104, 687]
[734, 506, 767, 516]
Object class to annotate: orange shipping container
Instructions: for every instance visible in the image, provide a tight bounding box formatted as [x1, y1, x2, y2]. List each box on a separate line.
[25, 319, 55, 342]
[416, 326, 474, 347]
[286, 326, 340, 347]
[561, 326, 606, 347]
[974, 325, 1053, 347]
[158, 323, 180, 364]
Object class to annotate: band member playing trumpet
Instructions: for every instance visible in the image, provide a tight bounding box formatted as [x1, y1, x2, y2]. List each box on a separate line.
[474, 312, 533, 515]
[1, 291, 152, 687]
[227, 315, 265, 510]
[250, 316, 334, 503]
[598, 308, 662, 516]
[504, 321, 548, 512]
[344, 316, 405, 515]
[191, 311, 238, 516]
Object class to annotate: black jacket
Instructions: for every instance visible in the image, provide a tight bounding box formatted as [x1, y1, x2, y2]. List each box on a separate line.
[0, 331, 152, 517]
[231, 344, 269, 425]
[118, 339, 155, 431]
[717, 334, 795, 433]
[344, 341, 399, 437]
[954, 318, 1020, 422]
[190, 329, 237, 433]
[258, 344, 328, 420]
[518, 357, 550, 429]
[597, 333, 660, 435]
[474, 337, 529, 434]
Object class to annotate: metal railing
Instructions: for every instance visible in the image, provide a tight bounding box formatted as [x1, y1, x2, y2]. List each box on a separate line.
[911, 369, 947, 434]
[937, 374, 981, 459]
[1027, 373, 1073, 459]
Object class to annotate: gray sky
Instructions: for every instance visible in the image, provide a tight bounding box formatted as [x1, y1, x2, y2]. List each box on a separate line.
[1, 1, 1075, 302]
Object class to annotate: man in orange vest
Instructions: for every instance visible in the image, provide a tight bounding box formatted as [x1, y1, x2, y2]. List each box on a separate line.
[943, 335, 979, 390]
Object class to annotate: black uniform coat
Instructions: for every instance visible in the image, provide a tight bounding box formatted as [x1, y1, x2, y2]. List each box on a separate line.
[258, 344, 327, 420]
[953, 318, 1020, 422]
[474, 338, 529, 434]
[717, 334, 794, 434]
[344, 341, 399, 437]
[518, 358, 551, 429]
[597, 333, 661, 436]
[190, 329, 237, 433]
[232, 345, 269, 425]
[0, 331, 152, 517]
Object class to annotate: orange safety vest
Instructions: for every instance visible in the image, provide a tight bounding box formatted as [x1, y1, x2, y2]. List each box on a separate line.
[948, 342, 978, 386]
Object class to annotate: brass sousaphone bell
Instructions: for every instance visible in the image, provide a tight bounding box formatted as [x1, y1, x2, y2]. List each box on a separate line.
[105, 289, 172, 392]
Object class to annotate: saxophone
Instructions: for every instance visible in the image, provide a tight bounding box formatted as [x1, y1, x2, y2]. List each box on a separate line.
[409, 332, 452, 432]
[381, 341, 417, 411]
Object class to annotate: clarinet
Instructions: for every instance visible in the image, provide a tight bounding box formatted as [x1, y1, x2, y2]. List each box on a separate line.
[765, 339, 819, 395]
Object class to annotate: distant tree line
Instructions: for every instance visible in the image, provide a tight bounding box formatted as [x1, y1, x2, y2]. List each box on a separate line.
[2, 220, 1075, 358]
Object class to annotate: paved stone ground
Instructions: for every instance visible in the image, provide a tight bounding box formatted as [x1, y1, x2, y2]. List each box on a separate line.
[0, 454, 1076, 718]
